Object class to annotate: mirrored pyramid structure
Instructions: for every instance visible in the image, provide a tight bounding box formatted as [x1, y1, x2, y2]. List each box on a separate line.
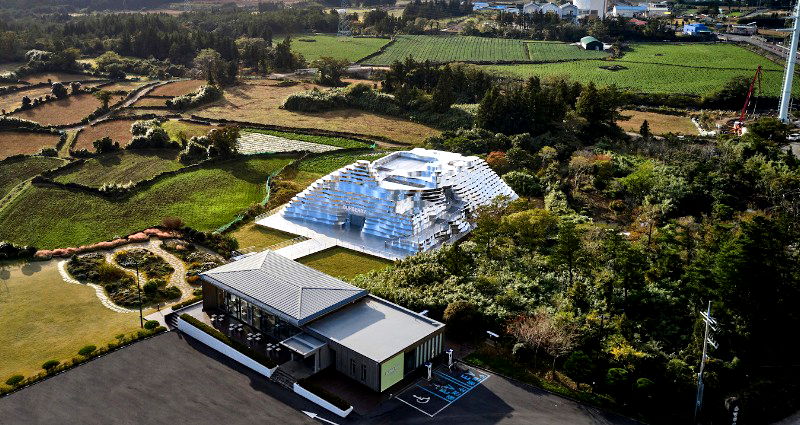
[280, 148, 518, 255]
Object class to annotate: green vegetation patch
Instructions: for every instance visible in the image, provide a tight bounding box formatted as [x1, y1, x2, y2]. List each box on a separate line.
[243, 128, 372, 149]
[618, 43, 782, 71]
[0, 261, 139, 379]
[0, 156, 294, 249]
[52, 150, 182, 187]
[230, 223, 299, 252]
[296, 151, 387, 175]
[0, 156, 65, 197]
[291, 35, 390, 62]
[297, 247, 392, 280]
[114, 249, 174, 279]
[363, 35, 605, 66]
[160, 120, 215, 143]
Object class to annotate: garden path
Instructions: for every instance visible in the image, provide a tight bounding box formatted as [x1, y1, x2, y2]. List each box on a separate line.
[57, 260, 135, 313]
[103, 238, 193, 302]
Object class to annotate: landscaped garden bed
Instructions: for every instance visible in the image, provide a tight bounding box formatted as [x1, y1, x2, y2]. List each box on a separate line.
[114, 249, 174, 279]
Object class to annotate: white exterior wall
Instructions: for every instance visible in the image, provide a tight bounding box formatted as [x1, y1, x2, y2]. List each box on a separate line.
[177, 317, 277, 378]
[523, 2, 540, 14]
[293, 383, 354, 417]
[539, 3, 562, 16]
[574, 0, 606, 18]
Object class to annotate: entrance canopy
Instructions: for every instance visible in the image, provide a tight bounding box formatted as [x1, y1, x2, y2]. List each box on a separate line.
[281, 333, 327, 358]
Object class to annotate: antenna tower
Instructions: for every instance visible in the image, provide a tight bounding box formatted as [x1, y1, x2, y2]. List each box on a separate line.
[337, 0, 352, 37]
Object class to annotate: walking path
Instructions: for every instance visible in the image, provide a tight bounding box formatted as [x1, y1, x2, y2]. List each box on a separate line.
[57, 260, 135, 313]
[272, 237, 337, 260]
[103, 238, 193, 302]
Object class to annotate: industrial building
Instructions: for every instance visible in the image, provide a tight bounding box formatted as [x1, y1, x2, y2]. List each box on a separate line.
[573, 0, 607, 19]
[580, 36, 604, 50]
[200, 250, 445, 392]
[279, 148, 518, 256]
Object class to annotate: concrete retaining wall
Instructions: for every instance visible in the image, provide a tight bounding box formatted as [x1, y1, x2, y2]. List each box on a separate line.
[177, 317, 277, 378]
[293, 383, 353, 418]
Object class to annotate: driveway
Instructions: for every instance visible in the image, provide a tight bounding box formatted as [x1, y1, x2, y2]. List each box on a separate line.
[0, 331, 640, 425]
[0, 332, 317, 425]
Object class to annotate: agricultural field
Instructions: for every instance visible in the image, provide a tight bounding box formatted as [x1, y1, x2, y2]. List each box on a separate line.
[618, 110, 698, 135]
[21, 73, 96, 84]
[484, 43, 793, 96]
[297, 247, 392, 280]
[0, 260, 139, 379]
[361, 35, 606, 65]
[148, 79, 206, 97]
[0, 156, 65, 197]
[73, 119, 138, 150]
[0, 86, 54, 113]
[243, 128, 372, 149]
[161, 120, 216, 142]
[0, 131, 61, 159]
[194, 79, 439, 144]
[0, 156, 294, 249]
[291, 35, 390, 62]
[99, 81, 149, 94]
[131, 96, 168, 107]
[51, 150, 183, 187]
[11, 93, 123, 126]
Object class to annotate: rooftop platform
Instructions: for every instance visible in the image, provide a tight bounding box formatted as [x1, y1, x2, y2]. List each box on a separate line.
[306, 295, 444, 363]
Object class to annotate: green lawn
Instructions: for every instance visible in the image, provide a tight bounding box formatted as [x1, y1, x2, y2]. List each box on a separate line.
[362, 35, 607, 66]
[160, 120, 215, 142]
[483, 43, 793, 96]
[243, 128, 373, 149]
[52, 150, 183, 187]
[0, 260, 139, 379]
[296, 151, 387, 175]
[298, 247, 392, 280]
[230, 222, 299, 251]
[0, 156, 65, 198]
[291, 35, 390, 62]
[0, 156, 294, 249]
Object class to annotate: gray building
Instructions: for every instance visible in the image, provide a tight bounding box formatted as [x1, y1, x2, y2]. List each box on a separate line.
[200, 250, 444, 392]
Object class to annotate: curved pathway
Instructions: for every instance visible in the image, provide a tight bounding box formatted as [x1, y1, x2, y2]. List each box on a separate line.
[103, 238, 194, 302]
[57, 260, 135, 314]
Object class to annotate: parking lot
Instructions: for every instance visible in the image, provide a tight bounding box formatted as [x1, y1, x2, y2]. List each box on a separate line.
[395, 364, 490, 418]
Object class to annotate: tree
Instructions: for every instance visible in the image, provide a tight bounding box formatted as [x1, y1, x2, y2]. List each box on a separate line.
[93, 90, 113, 109]
[207, 126, 240, 158]
[312, 57, 350, 86]
[193, 49, 225, 85]
[93, 136, 120, 154]
[442, 301, 482, 340]
[639, 120, 651, 138]
[430, 67, 455, 112]
[51, 82, 68, 99]
[21, 96, 31, 109]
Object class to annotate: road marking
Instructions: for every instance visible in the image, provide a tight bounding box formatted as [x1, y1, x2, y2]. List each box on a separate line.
[396, 364, 491, 418]
[396, 396, 435, 417]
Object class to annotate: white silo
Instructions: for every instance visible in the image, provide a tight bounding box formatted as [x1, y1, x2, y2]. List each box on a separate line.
[574, 0, 607, 19]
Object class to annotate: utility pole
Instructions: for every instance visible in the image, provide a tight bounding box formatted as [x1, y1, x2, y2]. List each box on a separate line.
[779, 0, 800, 122]
[694, 301, 718, 423]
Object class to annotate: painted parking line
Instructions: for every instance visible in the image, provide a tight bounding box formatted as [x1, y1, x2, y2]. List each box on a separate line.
[395, 364, 491, 418]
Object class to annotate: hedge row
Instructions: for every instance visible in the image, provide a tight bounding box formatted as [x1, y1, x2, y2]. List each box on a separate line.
[0, 326, 167, 398]
[180, 314, 277, 368]
[170, 295, 202, 311]
[296, 376, 352, 410]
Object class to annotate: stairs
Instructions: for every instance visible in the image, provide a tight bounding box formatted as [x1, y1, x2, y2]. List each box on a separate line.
[165, 312, 179, 330]
[271, 369, 296, 390]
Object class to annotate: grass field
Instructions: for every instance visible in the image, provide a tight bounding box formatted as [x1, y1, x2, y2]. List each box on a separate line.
[149, 80, 206, 97]
[0, 156, 65, 197]
[0, 156, 294, 249]
[230, 223, 299, 251]
[74, 119, 138, 150]
[11, 93, 123, 126]
[291, 35, 390, 62]
[296, 151, 387, 174]
[243, 128, 372, 149]
[361, 35, 607, 65]
[0, 131, 61, 159]
[161, 120, 215, 142]
[618, 110, 697, 135]
[484, 43, 793, 96]
[21, 73, 96, 84]
[131, 97, 167, 107]
[297, 247, 392, 280]
[195, 79, 439, 144]
[52, 150, 183, 187]
[0, 260, 139, 379]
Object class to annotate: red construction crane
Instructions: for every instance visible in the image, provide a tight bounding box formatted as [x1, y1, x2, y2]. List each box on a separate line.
[734, 65, 763, 135]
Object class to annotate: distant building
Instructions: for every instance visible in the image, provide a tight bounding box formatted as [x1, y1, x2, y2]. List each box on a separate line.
[539, 2, 562, 15]
[728, 23, 757, 35]
[646, 2, 670, 17]
[473, 2, 490, 10]
[522, 2, 540, 14]
[574, 0, 607, 19]
[611, 4, 647, 17]
[683, 23, 712, 35]
[560, 3, 579, 19]
[522, 2, 579, 18]
[580, 35, 604, 50]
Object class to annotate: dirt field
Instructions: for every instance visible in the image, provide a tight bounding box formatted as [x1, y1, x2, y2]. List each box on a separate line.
[73, 119, 138, 151]
[116, 108, 174, 117]
[194, 79, 438, 144]
[11, 93, 122, 126]
[21, 73, 97, 84]
[132, 97, 168, 107]
[0, 131, 61, 159]
[99, 81, 149, 93]
[0, 86, 53, 113]
[618, 110, 698, 135]
[148, 80, 206, 97]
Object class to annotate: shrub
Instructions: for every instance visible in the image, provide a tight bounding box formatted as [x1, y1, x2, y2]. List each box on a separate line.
[51, 82, 68, 99]
[41, 360, 60, 371]
[178, 139, 209, 164]
[144, 320, 160, 330]
[143, 280, 158, 296]
[443, 300, 482, 341]
[486, 151, 510, 174]
[128, 127, 179, 150]
[166, 85, 222, 111]
[161, 216, 184, 230]
[131, 119, 161, 136]
[563, 350, 593, 384]
[39, 147, 58, 157]
[77, 345, 97, 356]
[161, 286, 182, 300]
[170, 295, 202, 311]
[0, 241, 37, 260]
[503, 171, 542, 197]
[93, 136, 120, 154]
[5, 375, 24, 387]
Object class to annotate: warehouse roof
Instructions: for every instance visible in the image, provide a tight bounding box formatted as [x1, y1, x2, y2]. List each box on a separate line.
[580, 36, 600, 44]
[306, 295, 444, 363]
[201, 251, 367, 326]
